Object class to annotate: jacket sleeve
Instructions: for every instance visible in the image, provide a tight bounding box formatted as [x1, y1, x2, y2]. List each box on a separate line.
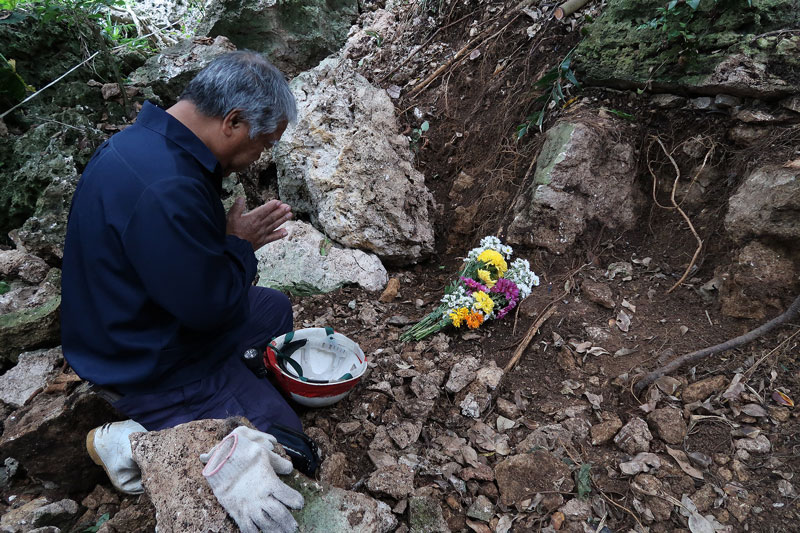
[120, 176, 258, 332]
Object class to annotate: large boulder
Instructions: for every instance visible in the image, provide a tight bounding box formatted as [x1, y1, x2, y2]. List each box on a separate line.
[0, 347, 62, 408]
[255, 220, 387, 295]
[0, 268, 61, 367]
[0, 382, 121, 492]
[506, 118, 642, 254]
[196, 0, 358, 77]
[129, 418, 398, 533]
[725, 165, 800, 244]
[575, 0, 800, 99]
[128, 35, 237, 106]
[275, 57, 435, 265]
[1, 111, 103, 241]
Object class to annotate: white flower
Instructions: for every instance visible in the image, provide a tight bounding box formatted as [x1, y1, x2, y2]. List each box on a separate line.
[506, 258, 540, 299]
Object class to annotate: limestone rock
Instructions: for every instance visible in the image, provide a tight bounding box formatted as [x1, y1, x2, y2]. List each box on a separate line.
[725, 165, 800, 243]
[409, 495, 450, 533]
[255, 220, 387, 295]
[0, 383, 120, 492]
[495, 451, 574, 506]
[647, 408, 687, 445]
[0, 347, 62, 407]
[196, 0, 357, 77]
[445, 357, 479, 394]
[507, 118, 642, 254]
[576, 1, 800, 99]
[734, 435, 771, 454]
[0, 250, 50, 285]
[0, 293, 61, 367]
[275, 57, 434, 265]
[10, 176, 76, 263]
[32, 499, 79, 530]
[590, 414, 623, 445]
[366, 464, 414, 500]
[683, 375, 727, 403]
[582, 280, 615, 309]
[716, 241, 796, 320]
[0, 497, 50, 533]
[129, 36, 237, 105]
[614, 417, 652, 454]
[130, 418, 397, 532]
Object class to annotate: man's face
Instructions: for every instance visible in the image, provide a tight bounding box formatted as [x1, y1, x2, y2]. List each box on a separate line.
[225, 119, 288, 174]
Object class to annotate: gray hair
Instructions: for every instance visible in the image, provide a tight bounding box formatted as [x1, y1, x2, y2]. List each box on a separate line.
[180, 51, 297, 138]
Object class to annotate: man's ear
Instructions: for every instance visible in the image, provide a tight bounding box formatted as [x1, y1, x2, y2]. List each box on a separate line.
[221, 109, 246, 137]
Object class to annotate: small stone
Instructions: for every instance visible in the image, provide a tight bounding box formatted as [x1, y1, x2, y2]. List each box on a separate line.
[692, 484, 717, 513]
[81, 485, 120, 511]
[682, 375, 728, 403]
[714, 94, 741, 108]
[475, 362, 503, 390]
[446, 357, 479, 393]
[713, 453, 730, 465]
[614, 417, 652, 454]
[646, 408, 686, 445]
[496, 398, 521, 419]
[778, 479, 797, 497]
[718, 467, 733, 482]
[690, 97, 714, 110]
[320, 452, 351, 488]
[769, 406, 791, 422]
[496, 416, 515, 432]
[731, 459, 749, 482]
[466, 495, 494, 522]
[379, 278, 400, 303]
[541, 493, 564, 512]
[735, 434, 771, 454]
[727, 496, 751, 522]
[590, 414, 623, 445]
[495, 451, 574, 506]
[651, 94, 685, 107]
[582, 280, 615, 309]
[32, 498, 79, 529]
[408, 496, 449, 532]
[559, 498, 592, 521]
[551, 511, 565, 530]
[367, 464, 415, 499]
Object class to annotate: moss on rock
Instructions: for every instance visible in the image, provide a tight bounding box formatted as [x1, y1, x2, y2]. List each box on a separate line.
[576, 0, 800, 97]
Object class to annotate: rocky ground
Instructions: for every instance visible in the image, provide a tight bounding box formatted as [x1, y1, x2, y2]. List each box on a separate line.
[1, 0, 799, 531]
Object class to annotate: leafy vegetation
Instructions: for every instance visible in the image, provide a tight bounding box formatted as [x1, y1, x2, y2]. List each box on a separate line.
[83, 513, 110, 533]
[516, 48, 579, 139]
[637, 0, 753, 52]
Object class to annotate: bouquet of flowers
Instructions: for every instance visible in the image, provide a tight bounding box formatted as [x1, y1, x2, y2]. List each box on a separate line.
[400, 236, 540, 342]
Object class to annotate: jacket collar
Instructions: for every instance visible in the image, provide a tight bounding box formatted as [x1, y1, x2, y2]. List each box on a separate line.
[136, 101, 223, 180]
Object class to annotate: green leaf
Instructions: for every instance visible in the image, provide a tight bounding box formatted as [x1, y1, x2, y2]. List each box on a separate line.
[667, 0, 678, 9]
[420, 120, 429, 132]
[0, 281, 9, 295]
[686, 0, 700, 9]
[84, 513, 110, 533]
[319, 238, 332, 257]
[564, 69, 579, 87]
[576, 463, 592, 499]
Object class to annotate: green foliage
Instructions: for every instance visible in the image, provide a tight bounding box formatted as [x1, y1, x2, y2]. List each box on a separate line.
[637, 0, 753, 52]
[604, 108, 635, 121]
[83, 513, 110, 533]
[0, 53, 33, 109]
[0, 281, 10, 295]
[16, 0, 120, 26]
[576, 463, 592, 499]
[516, 48, 579, 139]
[364, 29, 383, 47]
[100, 12, 154, 52]
[0, 0, 18, 10]
[409, 120, 429, 151]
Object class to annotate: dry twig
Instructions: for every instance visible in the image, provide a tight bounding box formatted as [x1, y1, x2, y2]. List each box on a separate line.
[504, 305, 556, 373]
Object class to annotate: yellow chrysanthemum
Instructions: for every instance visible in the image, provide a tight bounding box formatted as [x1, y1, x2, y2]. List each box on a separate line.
[477, 269, 496, 288]
[449, 307, 470, 328]
[473, 291, 494, 314]
[466, 311, 484, 329]
[477, 249, 508, 277]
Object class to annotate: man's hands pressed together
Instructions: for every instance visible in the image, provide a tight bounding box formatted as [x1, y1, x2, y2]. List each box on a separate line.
[227, 197, 293, 250]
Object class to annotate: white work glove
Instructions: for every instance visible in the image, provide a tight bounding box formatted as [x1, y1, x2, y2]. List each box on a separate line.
[200, 426, 304, 533]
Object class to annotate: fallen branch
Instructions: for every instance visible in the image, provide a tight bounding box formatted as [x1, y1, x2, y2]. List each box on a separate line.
[504, 305, 556, 373]
[633, 293, 800, 394]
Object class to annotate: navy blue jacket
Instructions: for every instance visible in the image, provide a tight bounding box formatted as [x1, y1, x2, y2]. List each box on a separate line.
[61, 102, 257, 393]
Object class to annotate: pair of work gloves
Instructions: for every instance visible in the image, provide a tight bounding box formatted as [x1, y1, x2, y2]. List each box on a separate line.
[201, 426, 305, 533]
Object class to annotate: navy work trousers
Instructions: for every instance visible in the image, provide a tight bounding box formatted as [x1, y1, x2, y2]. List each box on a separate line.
[109, 286, 303, 433]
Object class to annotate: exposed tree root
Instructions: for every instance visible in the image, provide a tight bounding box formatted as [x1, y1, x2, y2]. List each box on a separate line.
[633, 293, 800, 394]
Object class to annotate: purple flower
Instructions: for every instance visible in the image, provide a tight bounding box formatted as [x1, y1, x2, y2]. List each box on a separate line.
[461, 277, 488, 295]
[491, 278, 519, 303]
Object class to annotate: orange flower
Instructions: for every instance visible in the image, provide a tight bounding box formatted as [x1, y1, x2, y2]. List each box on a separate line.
[466, 311, 484, 329]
